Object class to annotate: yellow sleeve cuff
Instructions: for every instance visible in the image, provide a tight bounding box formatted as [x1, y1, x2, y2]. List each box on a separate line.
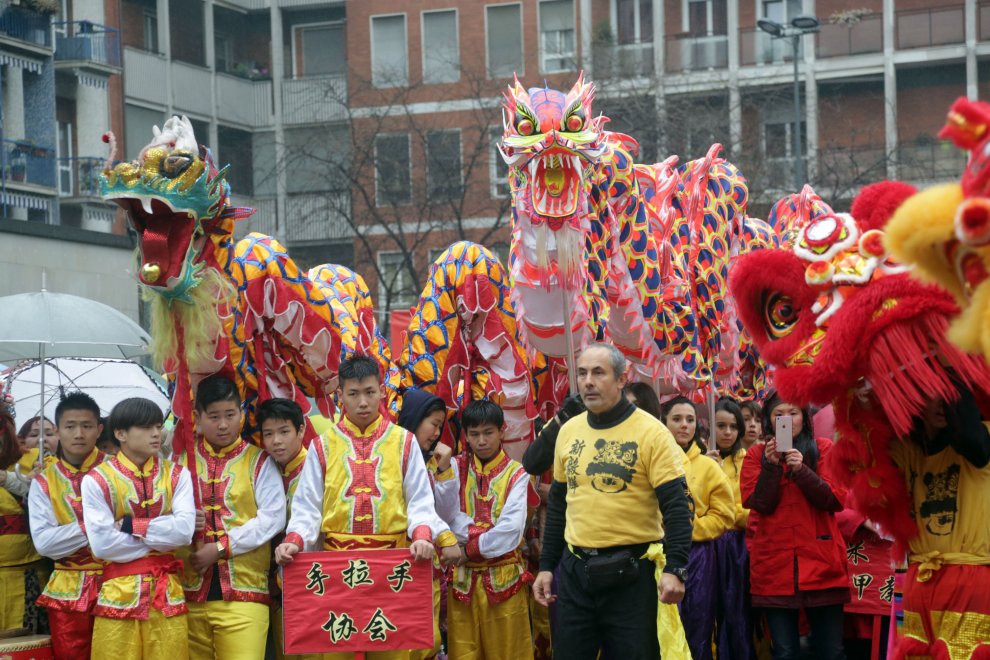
[435, 530, 458, 548]
[435, 467, 456, 482]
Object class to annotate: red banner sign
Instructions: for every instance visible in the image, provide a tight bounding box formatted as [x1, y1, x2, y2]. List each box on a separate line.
[844, 531, 895, 616]
[282, 549, 434, 654]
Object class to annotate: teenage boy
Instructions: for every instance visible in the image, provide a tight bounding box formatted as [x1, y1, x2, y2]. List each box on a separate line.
[257, 397, 320, 660]
[28, 392, 108, 659]
[275, 354, 460, 660]
[82, 397, 196, 660]
[182, 375, 286, 659]
[435, 399, 534, 659]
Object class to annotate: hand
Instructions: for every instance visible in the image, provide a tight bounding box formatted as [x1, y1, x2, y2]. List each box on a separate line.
[274, 542, 301, 566]
[433, 443, 453, 473]
[764, 439, 781, 465]
[194, 510, 206, 532]
[658, 573, 685, 604]
[706, 448, 720, 460]
[532, 570, 556, 606]
[410, 539, 435, 561]
[188, 542, 222, 574]
[558, 393, 586, 423]
[783, 448, 805, 472]
[439, 544, 463, 566]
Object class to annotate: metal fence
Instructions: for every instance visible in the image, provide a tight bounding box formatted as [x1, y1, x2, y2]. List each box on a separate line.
[2, 139, 55, 188]
[57, 156, 102, 197]
[53, 21, 121, 67]
[0, 4, 50, 47]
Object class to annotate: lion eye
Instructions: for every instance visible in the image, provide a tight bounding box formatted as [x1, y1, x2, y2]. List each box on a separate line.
[161, 153, 193, 178]
[764, 293, 798, 339]
[516, 118, 534, 136]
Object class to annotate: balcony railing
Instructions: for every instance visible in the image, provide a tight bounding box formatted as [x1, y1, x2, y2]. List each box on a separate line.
[57, 156, 102, 197]
[217, 74, 273, 127]
[895, 5, 964, 49]
[740, 29, 797, 66]
[817, 14, 883, 58]
[591, 42, 654, 78]
[1, 139, 55, 188]
[897, 142, 965, 182]
[282, 75, 348, 125]
[123, 47, 167, 105]
[980, 2, 990, 41]
[285, 192, 352, 242]
[0, 5, 51, 48]
[665, 34, 728, 73]
[53, 21, 121, 67]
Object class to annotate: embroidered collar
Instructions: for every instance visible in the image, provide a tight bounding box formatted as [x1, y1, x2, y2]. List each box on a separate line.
[117, 451, 157, 477]
[60, 447, 103, 474]
[202, 437, 243, 458]
[339, 415, 388, 440]
[281, 445, 307, 478]
[472, 448, 510, 476]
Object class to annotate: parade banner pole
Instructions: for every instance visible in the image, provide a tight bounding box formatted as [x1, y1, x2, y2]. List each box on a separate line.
[705, 388, 716, 452]
[561, 287, 579, 395]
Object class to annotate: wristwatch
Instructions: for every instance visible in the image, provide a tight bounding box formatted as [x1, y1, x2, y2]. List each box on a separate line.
[667, 567, 688, 583]
[215, 541, 225, 558]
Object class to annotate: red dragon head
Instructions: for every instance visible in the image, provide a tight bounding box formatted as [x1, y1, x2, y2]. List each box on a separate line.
[730, 182, 990, 543]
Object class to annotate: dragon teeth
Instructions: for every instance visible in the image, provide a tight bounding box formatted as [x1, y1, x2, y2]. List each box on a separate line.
[140, 197, 154, 215]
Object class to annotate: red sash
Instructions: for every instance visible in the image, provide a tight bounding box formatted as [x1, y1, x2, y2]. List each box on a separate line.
[102, 555, 182, 610]
[0, 514, 28, 535]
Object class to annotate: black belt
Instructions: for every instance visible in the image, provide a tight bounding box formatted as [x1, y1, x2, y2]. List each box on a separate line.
[569, 541, 655, 560]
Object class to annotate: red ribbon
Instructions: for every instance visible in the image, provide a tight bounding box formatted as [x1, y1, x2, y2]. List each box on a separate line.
[102, 555, 183, 611]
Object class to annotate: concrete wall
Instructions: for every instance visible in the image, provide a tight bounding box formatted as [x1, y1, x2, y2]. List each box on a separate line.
[0, 224, 141, 323]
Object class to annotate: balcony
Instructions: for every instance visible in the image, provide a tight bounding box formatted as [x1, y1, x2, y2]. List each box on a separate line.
[232, 195, 276, 239]
[591, 42, 654, 79]
[123, 47, 167, 105]
[817, 146, 889, 190]
[0, 4, 51, 50]
[897, 141, 965, 183]
[282, 75, 347, 125]
[1, 139, 55, 189]
[817, 14, 882, 58]
[665, 34, 728, 73]
[57, 156, 102, 198]
[217, 74, 273, 128]
[895, 5, 964, 50]
[982, 2, 990, 41]
[172, 61, 212, 117]
[740, 29, 796, 66]
[53, 21, 121, 74]
[285, 192, 352, 243]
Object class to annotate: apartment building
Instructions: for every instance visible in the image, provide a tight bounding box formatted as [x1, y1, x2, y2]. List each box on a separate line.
[0, 0, 984, 321]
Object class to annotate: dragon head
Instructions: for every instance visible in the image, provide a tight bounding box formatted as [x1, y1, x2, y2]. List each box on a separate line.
[500, 73, 608, 286]
[886, 98, 990, 359]
[100, 116, 246, 303]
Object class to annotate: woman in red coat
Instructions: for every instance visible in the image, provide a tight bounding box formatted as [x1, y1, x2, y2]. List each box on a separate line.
[741, 391, 850, 660]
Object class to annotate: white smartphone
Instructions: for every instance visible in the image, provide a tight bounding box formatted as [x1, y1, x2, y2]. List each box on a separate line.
[775, 416, 793, 452]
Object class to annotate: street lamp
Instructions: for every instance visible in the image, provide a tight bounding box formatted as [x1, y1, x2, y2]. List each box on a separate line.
[757, 15, 820, 191]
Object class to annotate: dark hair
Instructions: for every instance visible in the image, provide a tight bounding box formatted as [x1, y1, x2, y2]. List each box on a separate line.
[109, 397, 165, 434]
[461, 399, 504, 431]
[256, 398, 305, 431]
[740, 400, 762, 421]
[195, 375, 241, 412]
[761, 390, 818, 472]
[714, 398, 745, 457]
[0, 410, 19, 470]
[624, 382, 663, 420]
[339, 354, 381, 387]
[97, 416, 117, 449]
[17, 415, 54, 439]
[661, 396, 705, 452]
[55, 392, 101, 425]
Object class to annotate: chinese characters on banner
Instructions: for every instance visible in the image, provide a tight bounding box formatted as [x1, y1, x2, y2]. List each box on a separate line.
[843, 531, 894, 616]
[282, 549, 434, 655]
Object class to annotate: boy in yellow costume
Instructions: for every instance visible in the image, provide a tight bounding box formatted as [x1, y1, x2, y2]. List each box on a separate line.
[257, 397, 320, 660]
[435, 399, 534, 659]
[28, 392, 108, 658]
[182, 375, 287, 659]
[275, 354, 461, 660]
[82, 397, 196, 659]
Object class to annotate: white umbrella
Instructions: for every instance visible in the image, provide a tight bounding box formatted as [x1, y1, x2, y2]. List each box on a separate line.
[0, 290, 151, 463]
[4, 358, 170, 422]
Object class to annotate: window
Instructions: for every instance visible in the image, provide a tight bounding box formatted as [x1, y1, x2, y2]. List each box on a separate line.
[486, 4, 523, 78]
[426, 130, 462, 201]
[294, 23, 346, 78]
[762, 120, 806, 159]
[763, 0, 802, 25]
[489, 127, 510, 198]
[371, 14, 408, 87]
[540, 0, 575, 72]
[687, 0, 726, 36]
[143, 10, 158, 52]
[214, 32, 232, 72]
[617, 0, 653, 44]
[57, 121, 72, 195]
[375, 134, 411, 206]
[422, 10, 459, 84]
[378, 252, 418, 310]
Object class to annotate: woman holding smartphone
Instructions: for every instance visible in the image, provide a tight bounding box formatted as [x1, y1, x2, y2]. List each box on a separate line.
[740, 391, 849, 660]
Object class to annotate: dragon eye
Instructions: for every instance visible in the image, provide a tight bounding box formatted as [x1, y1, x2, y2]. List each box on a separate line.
[565, 111, 584, 132]
[161, 153, 193, 178]
[516, 118, 534, 136]
[764, 293, 798, 339]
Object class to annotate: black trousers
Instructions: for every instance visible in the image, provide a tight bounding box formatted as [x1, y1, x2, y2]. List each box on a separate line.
[553, 549, 661, 660]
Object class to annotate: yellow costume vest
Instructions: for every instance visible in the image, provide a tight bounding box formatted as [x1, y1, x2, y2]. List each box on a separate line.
[0, 484, 38, 569]
[17, 447, 57, 473]
[718, 448, 749, 530]
[281, 445, 307, 520]
[36, 447, 107, 612]
[181, 438, 271, 603]
[319, 416, 411, 550]
[449, 450, 531, 604]
[89, 454, 187, 619]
